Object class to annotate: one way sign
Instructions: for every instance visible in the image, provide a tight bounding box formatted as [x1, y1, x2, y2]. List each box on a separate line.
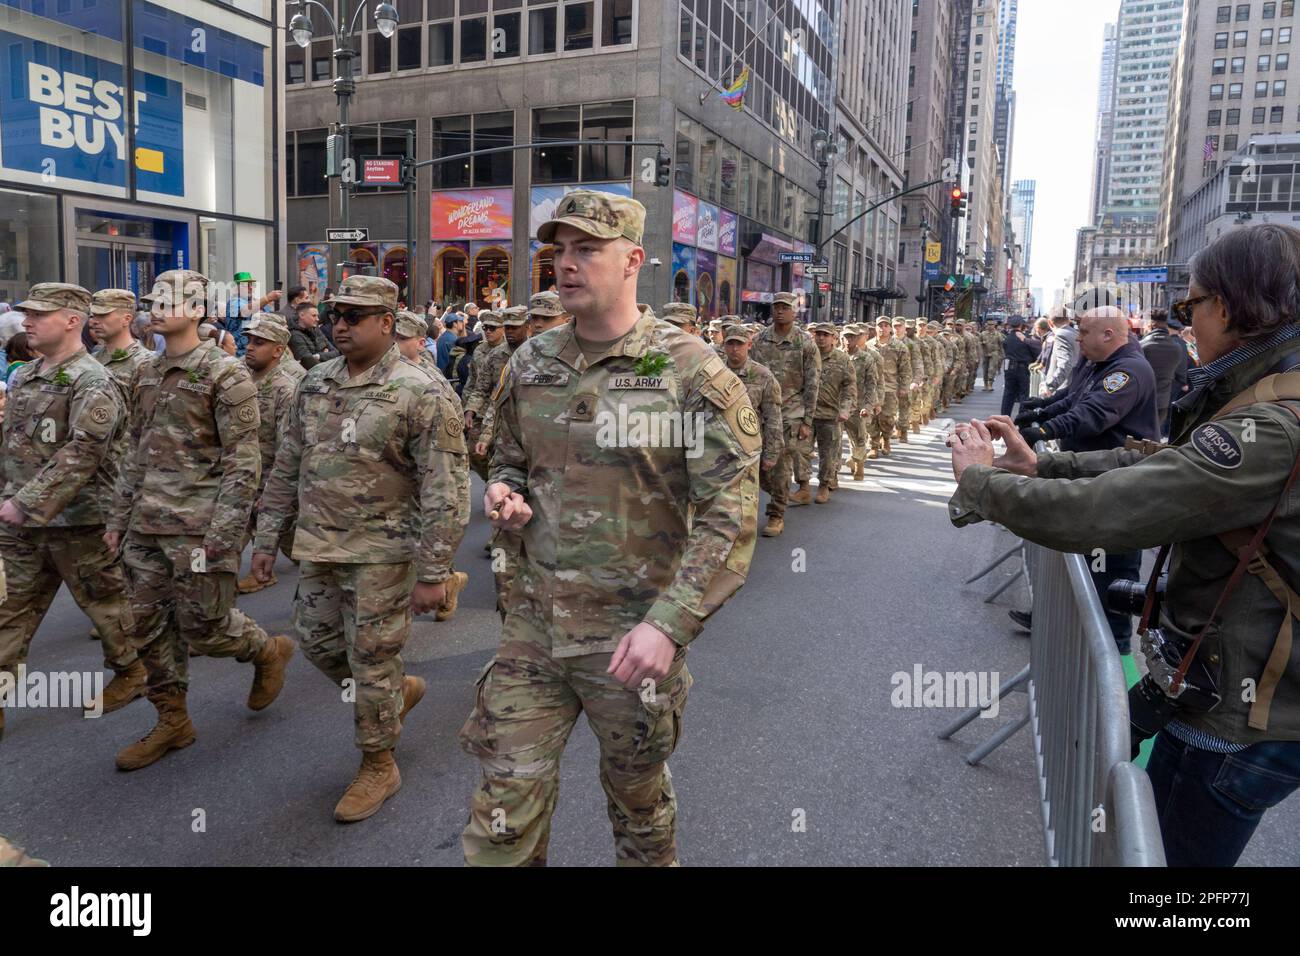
[327, 228, 370, 242]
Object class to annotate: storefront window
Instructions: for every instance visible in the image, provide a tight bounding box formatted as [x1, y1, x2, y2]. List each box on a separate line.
[564, 2, 595, 51]
[697, 126, 719, 203]
[0, 190, 59, 305]
[435, 247, 469, 305]
[474, 246, 511, 306]
[533, 246, 556, 292]
[582, 101, 633, 182]
[533, 106, 580, 182]
[432, 115, 473, 189]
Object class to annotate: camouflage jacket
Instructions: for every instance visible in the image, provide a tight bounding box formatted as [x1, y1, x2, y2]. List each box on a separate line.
[936, 335, 957, 372]
[981, 328, 1004, 362]
[1, 349, 123, 527]
[462, 340, 496, 415]
[869, 340, 900, 393]
[490, 307, 760, 656]
[477, 341, 520, 448]
[255, 344, 469, 581]
[850, 347, 882, 410]
[750, 323, 821, 426]
[964, 331, 982, 364]
[108, 341, 261, 555]
[919, 336, 943, 382]
[281, 354, 308, 382]
[731, 357, 784, 471]
[902, 336, 926, 384]
[944, 333, 966, 368]
[813, 347, 857, 420]
[252, 361, 300, 496]
[95, 340, 153, 398]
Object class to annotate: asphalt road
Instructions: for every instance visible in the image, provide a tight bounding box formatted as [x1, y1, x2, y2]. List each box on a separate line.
[3, 383, 1296, 866]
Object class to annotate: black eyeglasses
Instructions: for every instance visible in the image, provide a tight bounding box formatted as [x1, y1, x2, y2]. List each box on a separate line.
[1172, 294, 1214, 323]
[333, 309, 387, 327]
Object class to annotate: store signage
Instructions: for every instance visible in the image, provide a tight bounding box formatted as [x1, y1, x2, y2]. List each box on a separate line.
[719, 209, 738, 257]
[0, 33, 185, 196]
[1115, 266, 1169, 283]
[697, 202, 719, 251]
[672, 190, 698, 244]
[431, 188, 513, 241]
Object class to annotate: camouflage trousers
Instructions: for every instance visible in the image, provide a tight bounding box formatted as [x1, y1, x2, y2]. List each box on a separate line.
[945, 368, 963, 405]
[792, 427, 812, 484]
[897, 389, 912, 431]
[0, 525, 136, 678]
[760, 419, 806, 517]
[982, 356, 998, 387]
[867, 393, 898, 448]
[467, 421, 490, 481]
[293, 560, 416, 752]
[122, 533, 270, 696]
[845, 413, 870, 463]
[966, 363, 979, 392]
[812, 418, 842, 486]
[910, 383, 932, 427]
[490, 528, 521, 623]
[459, 603, 692, 867]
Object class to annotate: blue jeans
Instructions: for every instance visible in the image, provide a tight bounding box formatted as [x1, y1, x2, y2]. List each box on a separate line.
[1147, 732, 1300, 866]
[1090, 549, 1142, 654]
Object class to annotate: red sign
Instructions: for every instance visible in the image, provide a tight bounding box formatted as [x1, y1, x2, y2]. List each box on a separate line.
[819, 282, 831, 291]
[363, 157, 402, 186]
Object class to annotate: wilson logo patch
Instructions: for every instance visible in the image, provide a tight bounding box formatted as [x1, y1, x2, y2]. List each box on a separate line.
[1190, 423, 1243, 470]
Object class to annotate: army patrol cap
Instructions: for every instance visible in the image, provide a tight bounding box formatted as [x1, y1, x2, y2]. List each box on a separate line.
[810, 322, 838, 334]
[89, 288, 137, 315]
[723, 326, 751, 343]
[538, 189, 645, 246]
[140, 270, 208, 305]
[246, 312, 291, 345]
[772, 291, 798, 307]
[325, 274, 399, 311]
[18, 282, 93, 314]
[528, 291, 566, 318]
[500, 305, 529, 327]
[875, 317, 891, 327]
[394, 309, 428, 339]
[926, 320, 944, 332]
[661, 302, 697, 325]
[478, 310, 503, 329]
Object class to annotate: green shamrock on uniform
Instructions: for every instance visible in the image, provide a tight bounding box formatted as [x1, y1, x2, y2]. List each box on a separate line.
[634, 351, 669, 378]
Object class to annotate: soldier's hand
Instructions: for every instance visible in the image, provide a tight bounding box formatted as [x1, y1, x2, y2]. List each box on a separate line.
[464, 410, 475, 429]
[984, 415, 1039, 477]
[0, 499, 25, 527]
[485, 482, 532, 530]
[896, 389, 907, 399]
[475, 441, 488, 457]
[203, 543, 229, 562]
[797, 423, 812, 442]
[251, 552, 275, 583]
[761, 459, 776, 472]
[410, 581, 446, 616]
[103, 530, 122, 553]
[859, 408, 870, 417]
[837, 412, 849, 423]
[608, 621, 676, 690]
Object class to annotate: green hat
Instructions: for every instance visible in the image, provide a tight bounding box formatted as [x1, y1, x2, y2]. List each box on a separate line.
[18, 282, 93, 314]
[246, 312, 291, 345]
[394, 309, 428, 339]
[528, 291, 566, 318]
[661, 302, 697, 325]
[325, 275, 398, 311]
[538, 189, 646, 246]
[500, 305, 529, 327]
[772, 291, 798, 307]
[233, 271, 255, 284]
[90, 288, 137, 315]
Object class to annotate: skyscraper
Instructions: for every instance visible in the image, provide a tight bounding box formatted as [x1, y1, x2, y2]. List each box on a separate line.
[1011, 179, 1036, 273]
[993, 0, 1018, 194]
[1090, 22, 1118, 225]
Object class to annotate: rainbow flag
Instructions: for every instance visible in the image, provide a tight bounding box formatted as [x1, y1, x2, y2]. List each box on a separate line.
[719, 67, 750, 110]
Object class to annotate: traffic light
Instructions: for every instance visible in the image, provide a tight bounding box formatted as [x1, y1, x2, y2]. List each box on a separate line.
[655, 148, 672, 187]
[950, 186, 967, 218]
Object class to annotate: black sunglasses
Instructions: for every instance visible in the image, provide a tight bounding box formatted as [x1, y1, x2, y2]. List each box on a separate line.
[333, 308, 388, 327]
[1171, 294, 1214, 323]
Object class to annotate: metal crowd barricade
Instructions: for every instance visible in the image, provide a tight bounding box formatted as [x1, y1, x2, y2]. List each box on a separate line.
[1028, 366, 1043, 397]
[939, 539, 1166, 867]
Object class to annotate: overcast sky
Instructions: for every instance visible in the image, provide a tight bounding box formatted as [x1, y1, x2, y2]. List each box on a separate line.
[1010, 0, 1119, 301]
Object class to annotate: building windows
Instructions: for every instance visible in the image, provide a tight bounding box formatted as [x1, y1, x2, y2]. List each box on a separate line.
[974, 51, 982, 62]
[1272, 104, 1285, 121]
[1225, 134, 1240, 150]
[531, 6, 558, 53]
[564, 2, 595, 52]
[349, 120, 417, 189]
[602, 0, 633, 47]
[1265, 0, 1277, 16]
[1216, 32, 1229, 48]
[1218, 4, 1232, 21]
[1286, 0, 1296, 14]
[290, 129, 328, 196]
[1238, 3, 1252, 20]
[1261, 54, 1273, 70]
[1276, 78, 1288, 93]
[1228, 107, 1242, 123]
[1235, 30, 1249, 46]
[533, 100, 631, 183]
[1230, 81, 1244, 97]
[1233, 56, 1246, 71]
[1257, 80, 1270, 95]
[1209, 109, 1223, 126]
[1263, 28, 1275, 44]
[1214, 57, 1227, 74]
[1283, 26, 1294, 42]
[1253, 105, 1267, 121]
[1209, 82, 1224, 99]
[1280, 52, 1291, 67]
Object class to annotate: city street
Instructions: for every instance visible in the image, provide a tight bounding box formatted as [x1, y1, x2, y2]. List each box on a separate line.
[5, 386, 1295, 867]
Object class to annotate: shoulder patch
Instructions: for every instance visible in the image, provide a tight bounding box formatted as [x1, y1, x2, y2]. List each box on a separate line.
[216, 375, 257, 405]
[1103, 371, 1131, 393]
[1190, 422, 1243, 469]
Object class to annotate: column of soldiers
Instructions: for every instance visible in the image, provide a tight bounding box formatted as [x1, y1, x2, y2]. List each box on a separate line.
[0, 187, 1006, 862]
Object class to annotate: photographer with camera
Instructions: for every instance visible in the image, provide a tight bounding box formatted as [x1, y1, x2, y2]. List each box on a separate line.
[946, 223, 1300, 867]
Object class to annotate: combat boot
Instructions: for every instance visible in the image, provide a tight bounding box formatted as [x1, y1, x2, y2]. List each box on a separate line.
[333, 750, 402, 823]
[882, 437, 892, 457]
[896, 426, 909, 444]
[237, 570, 276, 594]
[761, 516, 784, 537]
[866, 446, 880, 460]
[911, 422, 921, 435]
[90, 659, 147, 715]
[247, 635, 295, 711]
[434, 570, 469, 622]
[789, 482, 812, 506]
[399, 675, 426, 722]
[852, 461, 864, 481]
[116, 691, 196, 771]
[814, 485, 830, 504]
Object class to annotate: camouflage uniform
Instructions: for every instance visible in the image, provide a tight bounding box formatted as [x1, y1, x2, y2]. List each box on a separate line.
[243, 314, 299, 559]
[749, 298, 820, 518]
[461, 192, 760, 867]
[890, 319, 920, 440]
[0, 284, 135, 698]
[847, 329, 882, 467]
[905, 324, 931, 431]
[257, 281, 470, 754]
[918, 323, 944, 421]
[726, 347, 784, 473]
[810, 326, 856, 492]
[943, 325, 965, 407]
[462, 312, 502, 480]
[868, 321, 910, 455]
[107, 273, 274, 699]
[980, 324, 1003, 390]
[961, 325, 982, 395]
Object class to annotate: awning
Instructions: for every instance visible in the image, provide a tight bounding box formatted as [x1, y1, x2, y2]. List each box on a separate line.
[747, 232, 795, 265]
[861, 286, 908, 300]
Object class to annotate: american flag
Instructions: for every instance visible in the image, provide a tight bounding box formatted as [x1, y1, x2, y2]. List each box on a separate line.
[1204, 136, 1217, 161]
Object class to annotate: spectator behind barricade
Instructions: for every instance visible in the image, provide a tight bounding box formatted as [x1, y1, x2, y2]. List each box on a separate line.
[1041, 307, 1078, 398]
[1177, 320, 1200, 366]
[1010, 306, 1159, 655]
[437, 311, 466, 375]
[221, 271, 281, 357]
[948, 223, 1300, 867]
[1140, 308, 1189, 437]
[0, 306, 25, 370]
[452, 329, 482, 396]
[281, 285, 310, 323]
[288, 301, 340, 370]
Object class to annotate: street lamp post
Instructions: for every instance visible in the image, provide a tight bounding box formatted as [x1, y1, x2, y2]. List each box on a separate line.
[916, 219, 930, 320]
[290, 0, 399, 287]
[811, 128, 837, 324]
